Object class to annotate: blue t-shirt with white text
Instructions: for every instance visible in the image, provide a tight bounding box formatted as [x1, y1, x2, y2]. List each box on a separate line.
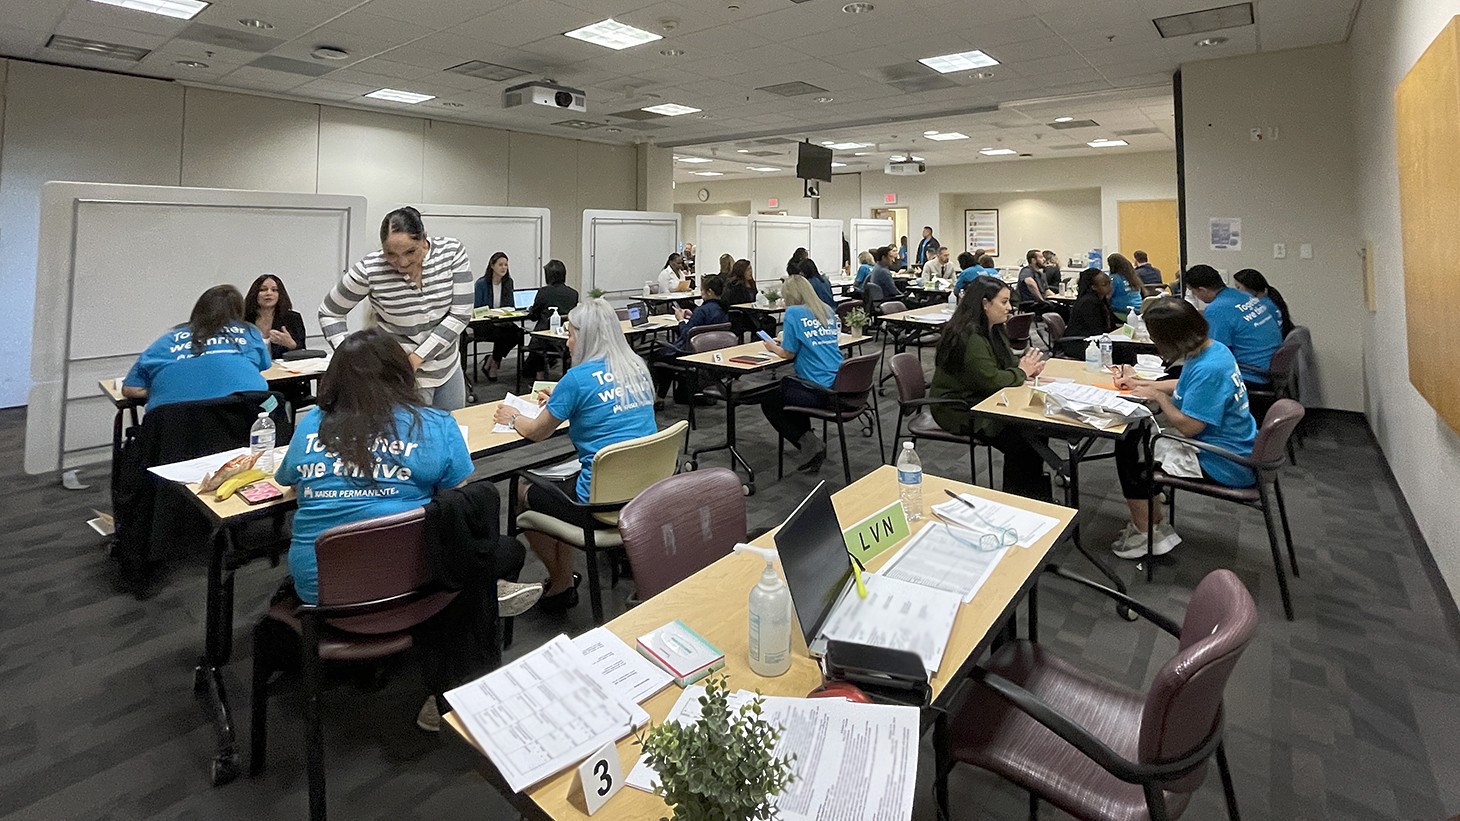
[1202, 287, 1282, 384]
[782, 304, 843, 388]
[855, 264, 872, 286]
[547, 358, 659, 502]
[954, 266, 999, 295]
[1172, 341, 1258, 488]
[123, 322, 271, 409]
[275, 406, 473, 604]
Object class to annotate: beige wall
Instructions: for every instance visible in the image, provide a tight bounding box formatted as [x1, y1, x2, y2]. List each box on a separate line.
[937, 189, 1102, 267]
[1350, 2, 1460, 600]
[0, 60, 638, 408]
[1181, 45, 1364, 413]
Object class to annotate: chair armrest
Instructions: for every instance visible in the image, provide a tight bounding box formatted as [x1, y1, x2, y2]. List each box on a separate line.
[515, 469, 633, 519]
[1042, 564, 1181, 637]
[1151, 431, 1280, 472]
[903, 397, 967, 410]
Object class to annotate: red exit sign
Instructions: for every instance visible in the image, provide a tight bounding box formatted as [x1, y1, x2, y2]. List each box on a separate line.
[768, 198, 778, 208]
[884, 193, 897, 204]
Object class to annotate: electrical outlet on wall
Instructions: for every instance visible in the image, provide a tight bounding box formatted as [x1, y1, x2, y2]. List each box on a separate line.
[1274, 243, 1287, 259]
[1300, 243, 1313, 259]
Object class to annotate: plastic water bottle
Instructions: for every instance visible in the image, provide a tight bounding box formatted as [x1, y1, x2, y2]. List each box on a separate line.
[947, 290, 958, 309]
[249, 411, 275, 473]
[733, 545, 791, 677]
[896, 441, 923, 521]
[1099, 333, 1113, 368]
[548, 307, 562, 335]
[1085, 340, 1102, 372]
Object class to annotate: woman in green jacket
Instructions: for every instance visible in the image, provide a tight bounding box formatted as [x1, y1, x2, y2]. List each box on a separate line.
[929, 277, 1053, 501]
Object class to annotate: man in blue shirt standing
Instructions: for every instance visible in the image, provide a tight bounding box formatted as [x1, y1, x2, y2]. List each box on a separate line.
[915, 226, 940, 266]
[1183, 265, 1281, 388]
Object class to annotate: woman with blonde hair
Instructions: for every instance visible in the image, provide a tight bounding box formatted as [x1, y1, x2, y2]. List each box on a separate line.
[759, 274, 844, 472]
[718, 253, 734, 277]
[494, 297, 657, 611]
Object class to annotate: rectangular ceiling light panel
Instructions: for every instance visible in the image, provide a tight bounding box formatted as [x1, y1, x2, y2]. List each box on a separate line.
[918, 49, 999, 74]
[45, 35, 150, 61]
[365, 88, 436, 104]
[565, 18, 662, 50]
[641, 103, 701, 116]
[1152, 3, 1253, 37]
[89, 0, 208, 20]
[447, 60, 530, 82]
[756, 81, 830, 97]
[925, 132, 969, 141]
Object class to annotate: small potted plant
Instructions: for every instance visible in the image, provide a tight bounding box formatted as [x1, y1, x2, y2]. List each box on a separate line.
[845, 306, 871, 337]
[636, 675, 796, 820]
[763, 287, 781, 307]
[589, 287, 606, 299]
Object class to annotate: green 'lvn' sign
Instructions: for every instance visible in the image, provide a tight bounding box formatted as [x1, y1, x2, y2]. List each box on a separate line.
[842, 501, 912, 563]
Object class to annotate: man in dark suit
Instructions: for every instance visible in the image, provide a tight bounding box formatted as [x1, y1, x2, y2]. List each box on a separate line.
[915, 225, 939, 266]
[1134, 250, 1163, 286]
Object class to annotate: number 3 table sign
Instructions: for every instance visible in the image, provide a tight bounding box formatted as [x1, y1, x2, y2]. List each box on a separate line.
[574, 740, 624, 815]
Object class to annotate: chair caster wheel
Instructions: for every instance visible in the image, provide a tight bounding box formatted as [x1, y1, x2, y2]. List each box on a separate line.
[742, 484, 752, 496]
[211, 753, 240, 786]
[683, 460, 697, 471]
[1118, 604, 1139, 622]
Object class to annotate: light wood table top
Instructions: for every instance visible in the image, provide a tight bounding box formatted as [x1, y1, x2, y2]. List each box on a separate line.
[530, 315, 679, 343]
[970, 358, 1134, 436]
[445, 465, 1074, 819]
[677, 333, 866, 374]
[100, 361, 318, 407]
[639, 291, 698, 302]
[879, 303, 955, 325]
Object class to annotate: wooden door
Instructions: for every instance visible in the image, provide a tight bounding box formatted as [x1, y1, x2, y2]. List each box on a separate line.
[1117, 199, 1179, 277]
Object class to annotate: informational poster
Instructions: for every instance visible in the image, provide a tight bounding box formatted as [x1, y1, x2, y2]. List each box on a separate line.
[964, 209, 1000, 256]
[1209, 217, 1242, 251]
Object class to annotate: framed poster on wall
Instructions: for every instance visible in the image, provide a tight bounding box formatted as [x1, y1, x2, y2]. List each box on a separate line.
[964, 209, 999, 257]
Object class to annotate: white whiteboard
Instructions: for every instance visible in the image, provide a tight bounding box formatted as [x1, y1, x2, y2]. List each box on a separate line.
[749, 215, 813, 285]
[582, 210, 680, 295]
[416, 204, 550, 288]
[849, 218, 895, 260]
[810, 218, 844, 275]
[694, 215, 748, 274]
[25, 183, 368, 474]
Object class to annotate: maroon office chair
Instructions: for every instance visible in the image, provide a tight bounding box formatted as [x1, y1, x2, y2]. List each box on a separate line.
[937, 566, 1258, 821]
[1006, 312, 1035, 351]
[887, 352, 992, 485]
[776, 352, 883, 485]
[617, 468, 746, 603]
[1245, 337, 1302, 463]
[689, 330, 778, 463]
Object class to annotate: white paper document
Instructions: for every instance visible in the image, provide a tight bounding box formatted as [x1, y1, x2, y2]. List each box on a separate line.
[571, 627, 673, 705]
[818, 574, 961, 675]
[931, 493, 1061, 550]
[147, 446, 287, 484]
[444, 634, 649, 793]
[530, 457, 583, 480]
[491, 392, 544, 433]
[626, 688, 920, 821]
[281, 356, 332, 375]
[1038, 381, 1151, 429]
[878, 523, 1010, 603]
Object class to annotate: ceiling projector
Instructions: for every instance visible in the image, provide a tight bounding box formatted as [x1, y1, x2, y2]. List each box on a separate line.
[885, 160, 926, 176]
[503, 81, 586, 113]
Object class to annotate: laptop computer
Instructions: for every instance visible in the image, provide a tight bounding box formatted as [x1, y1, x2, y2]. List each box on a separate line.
[773, 481, 854, 658]
[624, 301, 650, 327]
[512, 288, 538, 310]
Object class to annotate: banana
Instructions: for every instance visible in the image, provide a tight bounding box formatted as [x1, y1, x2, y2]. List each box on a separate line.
[214, 468, 271, 501]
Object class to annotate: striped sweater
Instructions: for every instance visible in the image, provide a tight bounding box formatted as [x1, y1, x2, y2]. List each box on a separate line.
[319, 236, 473, 389]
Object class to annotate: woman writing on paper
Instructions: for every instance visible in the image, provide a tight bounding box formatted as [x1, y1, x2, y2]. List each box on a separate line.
[122, 284, 270, 409]
[1107, 298, 1258, 558]
[318, 207, 474, 411]
[494, 298, 658, 612]
[470, 251, 518, 381]
[759, 274, 845, 473]
[244, 274, 306, 359]
[929, 278, 1053, 501]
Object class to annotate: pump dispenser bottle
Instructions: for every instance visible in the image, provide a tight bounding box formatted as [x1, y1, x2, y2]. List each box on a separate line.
[733, 544, 792, 677]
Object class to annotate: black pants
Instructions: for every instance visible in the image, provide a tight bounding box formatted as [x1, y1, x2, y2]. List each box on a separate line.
[1115, 433, 1150, 500]
[1245, 380, 1275, 425]
[476, 325, 519, 363]
[761, 377, 829, 444]
[985, 427, 1053, 502]
[650, 345, 691, 399]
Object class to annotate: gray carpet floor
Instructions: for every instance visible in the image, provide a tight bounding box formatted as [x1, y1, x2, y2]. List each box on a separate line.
[3, 349, 1459, 820]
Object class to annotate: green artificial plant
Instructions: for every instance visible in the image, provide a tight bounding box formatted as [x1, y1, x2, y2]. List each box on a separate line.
[635, 675, 795, 821]
[589, 287, 606, 299]
[764, 288, 781, 305]
[846, 306, 871, 334]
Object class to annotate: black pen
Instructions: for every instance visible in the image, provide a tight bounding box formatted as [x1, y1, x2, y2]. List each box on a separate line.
[944, 488, 978, 512]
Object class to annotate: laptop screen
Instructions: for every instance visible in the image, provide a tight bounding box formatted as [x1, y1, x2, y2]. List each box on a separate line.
[773, 481, 852, 646]
[625, 302, 648, 326]
[513, 288, 538, 310]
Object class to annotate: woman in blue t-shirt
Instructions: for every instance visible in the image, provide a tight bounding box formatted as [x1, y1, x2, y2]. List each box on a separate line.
[494, 298, 658, 611]
[1108, 297, 1259, 559]
[854, 251, 874, 287]
[759, 275, 845, 473]
[122, 284, 270, 410]
[1108, 252, 1146, 317]
[797, 258, 839, 309]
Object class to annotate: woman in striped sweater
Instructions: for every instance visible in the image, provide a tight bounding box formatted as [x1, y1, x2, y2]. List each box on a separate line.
[319, 207, 475, 410]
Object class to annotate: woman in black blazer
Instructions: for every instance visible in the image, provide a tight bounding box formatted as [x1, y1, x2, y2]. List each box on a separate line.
[1060, 267, 1119, 358]
[244, 274, 306, 359]
[471, 251, 518, 380]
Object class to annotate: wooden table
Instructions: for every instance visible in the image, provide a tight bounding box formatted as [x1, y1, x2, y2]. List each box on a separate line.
[446, 466, 1076, 820]
[676, 333, 867, 495]
[970, 357, 1149, 597]
[521, 316, 680, 391]
[639, 291, 698, 314]
[171, 398, 570, 786]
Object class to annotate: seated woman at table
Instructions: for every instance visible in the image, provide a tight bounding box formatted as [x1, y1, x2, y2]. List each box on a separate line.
[523, 259, 580, 382]
[853, 251, 874, 287]
[122, 284, 270, 410]
[1059, 268, 1119, 358]
[494, 298, 658, 611]
[1233, 268, 1295, 338]
[244, 274, 306, 359]
[275, 326, 539, 731]
[759, 275, 845, 473]
[1107, 298, 1258, 559]
[954, 253, 1000, 296]
[650, 274, 730, 408]
[470, 251, 519, 381]
[1107, 253, 1145, 318]
[717, 252, 734, 278]
[928, 277, 1053, 501]
[797, 258, 839, 308]
[785, 246, 809, 278]
[723, 259, 775, 339]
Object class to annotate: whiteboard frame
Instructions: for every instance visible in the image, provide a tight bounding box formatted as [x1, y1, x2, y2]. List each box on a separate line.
[415, 204, 551, 288]
[25, 182, 368, 475]
[849, 218, 895, 260]
[581, 209, 681, 295]
[694, 215, 748, 273]
[748, 214, 814, 285]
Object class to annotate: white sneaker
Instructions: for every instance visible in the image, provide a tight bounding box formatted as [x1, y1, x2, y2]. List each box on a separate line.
[1112, 523, 1182, 560]
[416, 697, 440, 733]
[497, 580, 545, 617]
[1110, 523, 1138, 551]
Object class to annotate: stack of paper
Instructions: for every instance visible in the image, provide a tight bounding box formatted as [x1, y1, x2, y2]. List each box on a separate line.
[148, 446, 288, 484]
[282, 356, 331, 375]
[878, 523, 1011, 603]
[491, 392, 544, 433]
[931, 493, 1060, 549]
[625, 687, 920, 821]
[818, 574, 961, 675]
[1038, 382, 1152, 429]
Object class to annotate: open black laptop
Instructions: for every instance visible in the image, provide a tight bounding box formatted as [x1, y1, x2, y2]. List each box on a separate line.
[512, 288, 538, 310]
[624, 301, 650, 327]
[773, 481, 853, 657]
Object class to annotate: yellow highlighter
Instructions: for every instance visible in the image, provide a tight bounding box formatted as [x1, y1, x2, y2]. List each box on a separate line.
[848, 552, 869, 599]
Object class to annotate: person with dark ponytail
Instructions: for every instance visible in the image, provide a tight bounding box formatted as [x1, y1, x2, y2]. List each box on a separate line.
[319, 206, 474, 411]
[121, 284, 270, 409]
[1233, 268, 1295, 337]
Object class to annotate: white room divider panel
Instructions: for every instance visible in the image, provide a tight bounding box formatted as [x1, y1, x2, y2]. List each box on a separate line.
[694, 215, 748, 275]
[849, 218, 895, 260]
[748, 214, 814, 285]
[415, 205, 551, 288]
[581, 210, 680, 295]
[810, 218, 844, 275]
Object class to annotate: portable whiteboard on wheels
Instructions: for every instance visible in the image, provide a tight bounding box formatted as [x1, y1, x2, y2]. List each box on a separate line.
[415, 204, 550, 288]
[581, 210, 680, 295]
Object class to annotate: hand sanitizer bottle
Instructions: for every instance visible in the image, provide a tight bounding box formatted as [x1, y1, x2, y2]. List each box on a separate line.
[549, 307, 562, 335]
[733, 544, 791, 677]
[1085, 340, 1102, 372]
